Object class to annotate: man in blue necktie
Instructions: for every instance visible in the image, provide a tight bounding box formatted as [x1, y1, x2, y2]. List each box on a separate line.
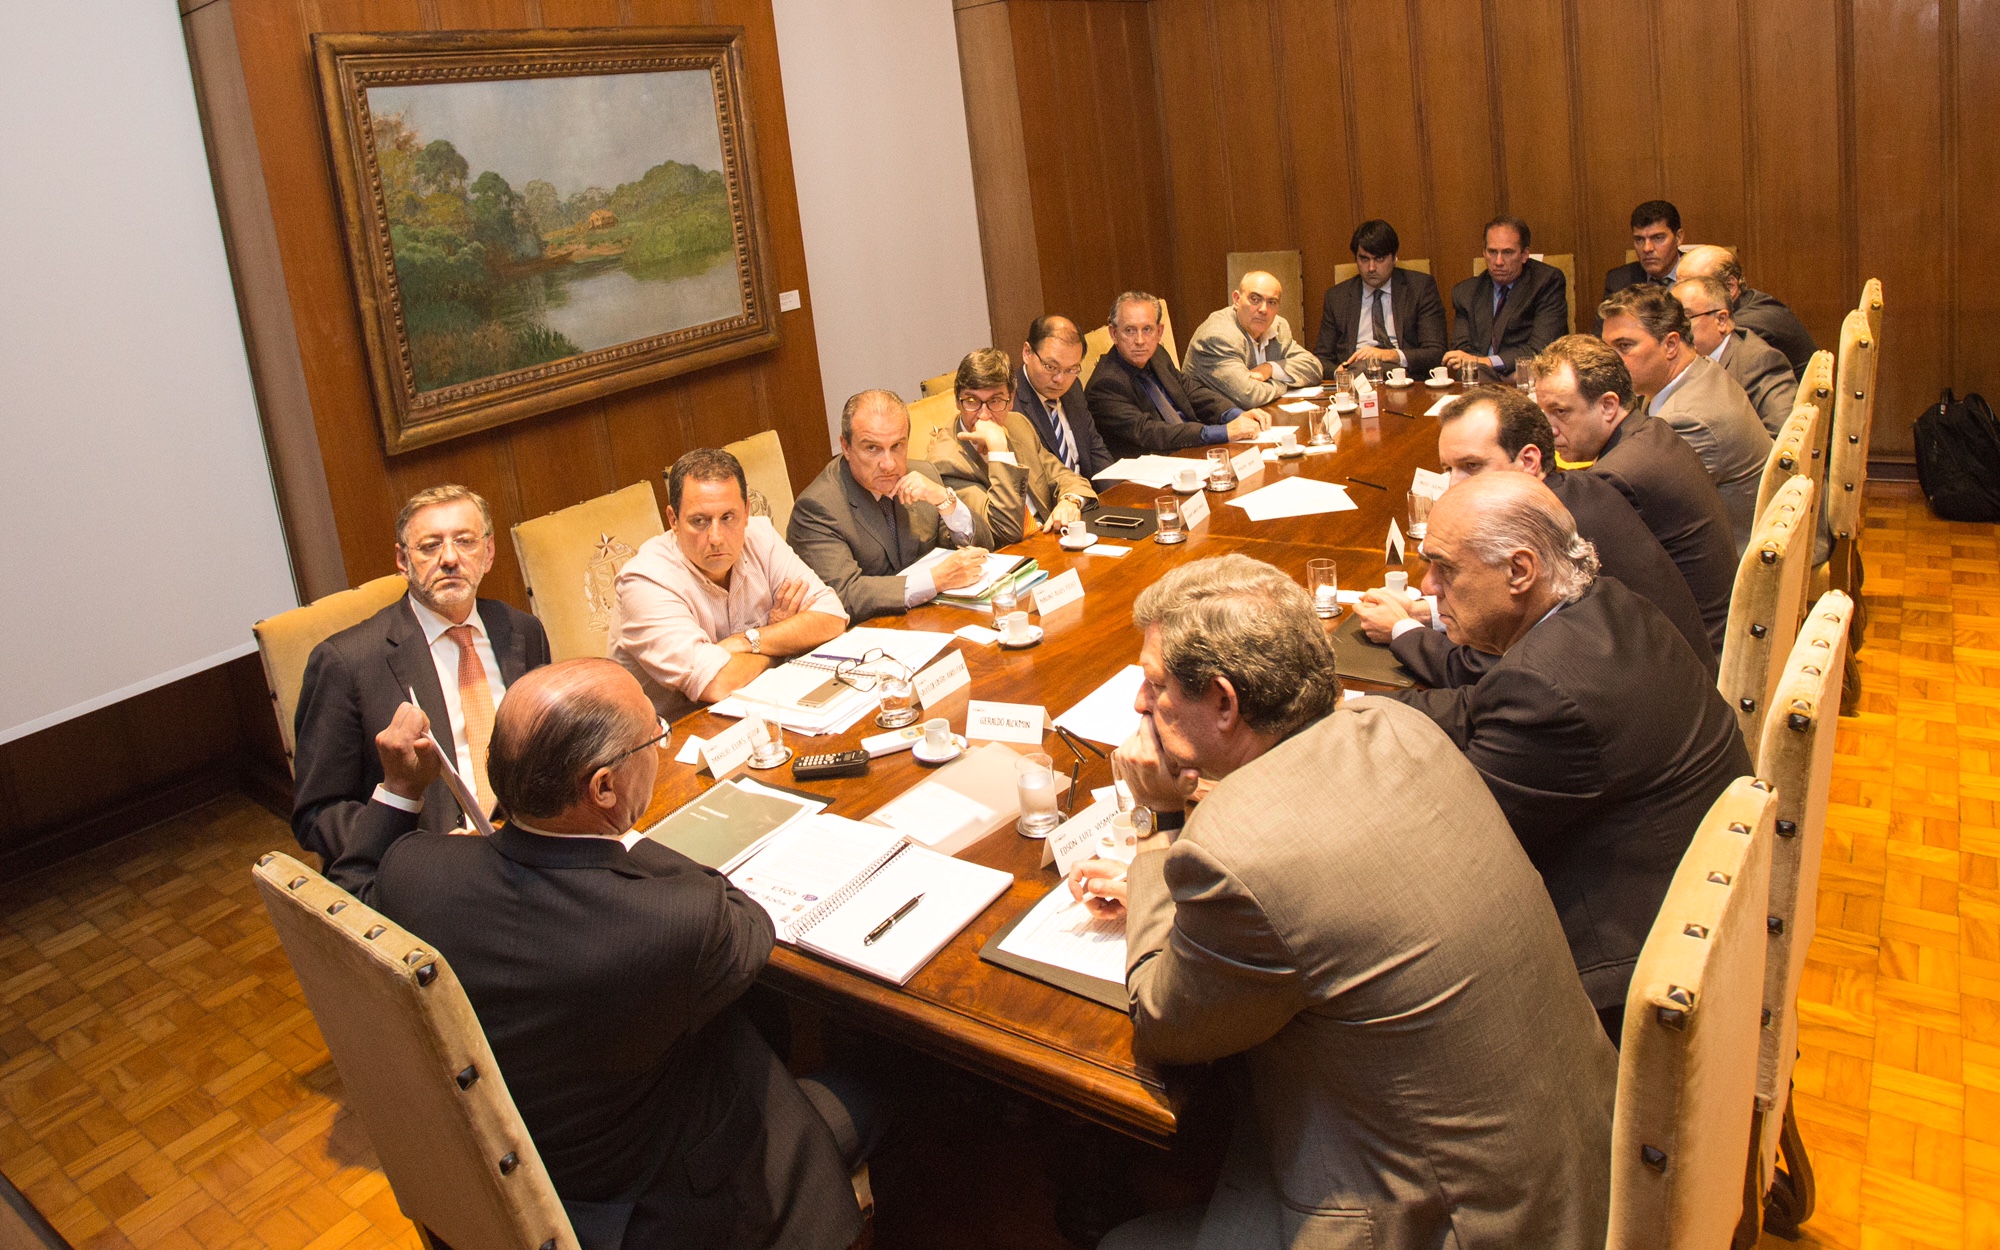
[1446, 216, 1569, 384]
[1084, 291, 1264, 461]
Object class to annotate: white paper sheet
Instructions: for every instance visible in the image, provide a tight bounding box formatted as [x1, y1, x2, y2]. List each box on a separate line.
[869, 782, 996, 851]
[1282, 385, 1326, 398]
[1095, 455, 1214, 489]
[1086, 543, 1132, 558]
[995, 884, 1128, 985]
[955, 624, 1001, 645]
[1425, 396, 1455, 416]
[1052, 664, 1145, 747]
[1226, 477, 1359, 521]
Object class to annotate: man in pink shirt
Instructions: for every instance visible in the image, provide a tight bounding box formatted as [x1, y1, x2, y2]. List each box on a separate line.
[610, 448, 848, 719]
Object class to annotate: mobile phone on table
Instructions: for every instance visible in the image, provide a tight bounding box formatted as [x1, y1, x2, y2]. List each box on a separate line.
[795, 676, 846, 709]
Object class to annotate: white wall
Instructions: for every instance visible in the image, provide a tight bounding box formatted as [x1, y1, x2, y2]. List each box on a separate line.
[0, 7, 297, 743]
[771, 0, 991, 450]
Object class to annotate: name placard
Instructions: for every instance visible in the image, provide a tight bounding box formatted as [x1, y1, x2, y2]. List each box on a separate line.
[1043, 798, 1121, 876]
[1178, 490, 1210, 529]
[966, 699, 1045, 745]
[700, 718, 759, 778]
[1032, 568, 1085, 615]
[914, 650, 972, 708]
[1230, 447, 1263, 482]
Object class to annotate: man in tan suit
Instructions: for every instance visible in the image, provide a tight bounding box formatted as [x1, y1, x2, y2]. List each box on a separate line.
[1186, 270, 1324, 408]
[1073, 555, 1616, 1250]
[924, 348, 1096, 546]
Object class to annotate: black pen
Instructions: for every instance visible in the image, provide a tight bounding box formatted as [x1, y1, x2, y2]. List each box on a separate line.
[1347, 477, 1387, 491]
[863, 894, 924, 946]
[1056, 724, 1106, 758]
[1064, 754, 1082, 815]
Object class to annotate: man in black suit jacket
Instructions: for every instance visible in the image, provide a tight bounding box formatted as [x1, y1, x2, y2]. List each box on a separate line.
[1083, 291, 1263, 459]
[1378, 473, 1751, 1032]
[1354, 385, 1715, 680]
[292, 486, 550, 865]
[1445, 216, 1569, 380]
[1015, 315, 1113, 480]
[1313, 218, 1449, 377]
[1680, 245, 1818, 377]
[328, 659, 864, 1250]
[1531, 335, 1739, 655]
[1599, 199, 1684, 311]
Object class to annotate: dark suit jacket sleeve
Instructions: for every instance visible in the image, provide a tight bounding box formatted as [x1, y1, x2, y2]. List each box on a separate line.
[1085, 369, 1213, 455]
[1404, 276, 1449, 376]
[322, 801, 424, 901]
[1503, 269, 1569, 369]
[1313, 286, 1348, 373]
[684, 869, 779, 1030]
[786, 479, 911, 621]
[292, 641, 377, 862]
[1182, 366, 1241, 425]
[1448, 279, 1477, 355]
[1388, 626, 1499, 687]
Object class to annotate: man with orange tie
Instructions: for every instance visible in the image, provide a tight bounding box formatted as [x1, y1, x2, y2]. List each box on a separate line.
[291, 485, 551, 870]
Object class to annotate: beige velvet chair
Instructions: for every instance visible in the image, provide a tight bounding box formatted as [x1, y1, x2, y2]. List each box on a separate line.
[253, 574, 409, 768]
[1608, 775, 1774, 1250]
[1755, 400, 1824, 528]
[510, 482, 664, 662]
[1332, 258, 1431, 285]
[906, 390, 960, 464]
[1718, 476, 1818, 756]
[1749, 590, 1851, 1237]
[1826, 309, 1879, 712]
[1081, 299, 1178, 389]
[252, 852, 579, 1250]
[1225, 250, 1305, 338]
[1472, 252, 1577, 335]
[918, 371, 956, 399]
[723, 428, 797, 535]
[1860, 277, 1884, 346]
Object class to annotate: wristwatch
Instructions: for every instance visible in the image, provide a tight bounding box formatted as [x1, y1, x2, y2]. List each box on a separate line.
[745, 627, 762, 655]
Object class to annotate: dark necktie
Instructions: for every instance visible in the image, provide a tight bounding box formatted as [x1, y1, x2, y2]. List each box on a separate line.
[877, 495, 905, 568]
[1046, 398, 1077, 468]
[1490, 283, 1513, 353]
[1368, 288, 1391, 348]
[1139, 371, 1187, 425]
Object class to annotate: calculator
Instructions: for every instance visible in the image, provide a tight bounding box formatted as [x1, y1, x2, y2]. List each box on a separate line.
[792, 750, 870, 780]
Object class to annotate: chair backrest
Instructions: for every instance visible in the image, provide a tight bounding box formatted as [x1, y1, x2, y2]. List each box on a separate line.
[906, 390, 960, 464]
[1225, 250, 1304, 337]
[252, 852, 577, 1250]
[723, 428, 797, 535]
[1796, 350, 1837, 536]
[1755, 400, 1824, 538]
[1859, 276, 1884, 345]
[1826, 309, 1878, 544]
[1079, 297, 1178, 389]
[253, 574, 409, 767]
[918, 371, 955, 399]
[1751, 591, 1851, 1195]
[1472, 252, 1577, 335]
[1608, 775, 1774, 1250]
[1718, 475, 1817, 755]
[1332, 258, 1432, 285]
[510, 482, 665, 662]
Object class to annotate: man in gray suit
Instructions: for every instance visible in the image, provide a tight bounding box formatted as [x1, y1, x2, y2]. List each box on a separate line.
[1601, 283, 1772, 554]
[787, 389, 993, 620]
[1073, 555, 1616, 1250]
[1185, 269, 1324, 408]
[1674, 274, 1800, 435]
[1679, 245, 1818, 377]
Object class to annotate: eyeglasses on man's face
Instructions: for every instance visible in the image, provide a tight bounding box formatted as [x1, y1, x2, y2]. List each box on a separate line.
[402, 534, 487, 561]
[1030, 350, 1083, 382]
[957, 392, 1012, 414]
[596, 716, 671, 772]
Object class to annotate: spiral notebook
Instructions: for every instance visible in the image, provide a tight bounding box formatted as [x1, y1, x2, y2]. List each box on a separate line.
[727, 814, 1013, 984]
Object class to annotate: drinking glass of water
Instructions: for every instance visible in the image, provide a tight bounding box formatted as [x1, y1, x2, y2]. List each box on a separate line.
[1016, 752, 1061, 837]
[1155, 494, 1185, 544]
[1306, 558, 1340, 620]
[1408, 490, 1433, 541]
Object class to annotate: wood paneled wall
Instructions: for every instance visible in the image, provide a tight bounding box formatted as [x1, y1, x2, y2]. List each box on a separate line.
[215, 0, 830, 607]
[962, 0, 1994, 460]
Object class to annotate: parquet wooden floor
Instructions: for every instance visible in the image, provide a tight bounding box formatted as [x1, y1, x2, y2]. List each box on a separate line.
[0, 480, 1985, 1250]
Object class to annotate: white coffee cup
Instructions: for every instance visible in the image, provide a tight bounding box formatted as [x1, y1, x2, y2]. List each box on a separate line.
[1385, 570, 1409, 594]
[922, 717, 953, 752]
[1388, 367, 1409, 384]
[1278, 426, 1299, 451]
[1063, 519, 1088, 542]
[1429, 365, 1450, 382]
[1176, 466, 1199, 491]
[1001, 610, 1032, 644]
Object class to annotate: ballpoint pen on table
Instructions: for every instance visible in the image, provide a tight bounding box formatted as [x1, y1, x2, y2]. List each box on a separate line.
[863, 894, 923, 946]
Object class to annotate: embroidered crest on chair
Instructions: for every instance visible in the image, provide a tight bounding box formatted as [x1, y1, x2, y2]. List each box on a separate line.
[582, 533, 637, 635]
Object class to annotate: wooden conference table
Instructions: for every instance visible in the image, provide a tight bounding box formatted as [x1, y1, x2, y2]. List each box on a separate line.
[639, 377, 1460, 1146]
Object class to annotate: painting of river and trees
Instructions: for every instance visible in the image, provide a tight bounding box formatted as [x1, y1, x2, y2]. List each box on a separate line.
[314, 30, 779, 452]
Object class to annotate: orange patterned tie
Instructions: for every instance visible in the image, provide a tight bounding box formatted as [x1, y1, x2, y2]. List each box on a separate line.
[444, 625, 496, 818]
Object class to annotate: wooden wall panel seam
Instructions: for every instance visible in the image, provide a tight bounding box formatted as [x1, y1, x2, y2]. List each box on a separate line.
[1479, 0, 1507, 209]
[1265, 0, 1302, 269]
[1736, 0, 1760, 270]
[1941, 0, 1960, 382]
[1835, 0, 1861, 304]
[1559, 0, 1593, 298]
[1202, 0, 1235, 247]
[1332, 1, 1364, 224]
[1402, 0, 1441, 265]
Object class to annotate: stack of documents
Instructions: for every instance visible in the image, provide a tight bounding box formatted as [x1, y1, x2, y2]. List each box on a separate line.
[640, 777, 824, 872]
[913, 551, 1046, 609]
[1226, 477, 1359, 521]
[711, 626, 956, 735]
[1096, 456, 1215, 489]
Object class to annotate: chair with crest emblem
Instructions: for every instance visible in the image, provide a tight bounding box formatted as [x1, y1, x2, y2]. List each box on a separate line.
[511, 482, 666, 662]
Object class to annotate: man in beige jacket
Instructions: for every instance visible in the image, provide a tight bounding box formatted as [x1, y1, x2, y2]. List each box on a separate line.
[924, 348, 1097, 546]
[1074, 555, 1616, 1250]
[1186, 270, 1324, 408]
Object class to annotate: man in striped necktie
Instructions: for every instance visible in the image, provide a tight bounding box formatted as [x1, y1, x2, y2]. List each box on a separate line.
[1015, 316, 1114, 480]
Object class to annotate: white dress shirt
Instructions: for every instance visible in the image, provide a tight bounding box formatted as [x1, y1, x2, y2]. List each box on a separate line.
[1355, 282, 1408, 367]
[1251, 330, 1294, 384]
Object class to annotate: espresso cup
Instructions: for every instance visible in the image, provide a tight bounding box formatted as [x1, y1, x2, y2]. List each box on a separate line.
[1388, 367, 1409, 384]
[1429, 365, 1450, 382]
[1001, 610, 1032, 644]
[1063, 519, 1088, 542]
[1279, 426, 1299, 451]
[1176, 466, 1199, 491]
[922, 717, 953, 752]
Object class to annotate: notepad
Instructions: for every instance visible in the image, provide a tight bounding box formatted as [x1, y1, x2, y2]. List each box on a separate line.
[640, 778, 823, 873]
[729, 815, 1012, 984]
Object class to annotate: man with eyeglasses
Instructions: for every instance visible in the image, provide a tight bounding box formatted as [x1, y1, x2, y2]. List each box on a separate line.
[789, 389, 993, 620]
[926, 347, 1098, 546]
[291, 484, 551, 868]
[1015, 315, 1113, 480]
[610, 448, 848, 720]
[327, 659, 871, 1250]
[1086, 291, 1264, 460]
[1187, 269, 1324, 408]
[1671, 275, 1799, 436]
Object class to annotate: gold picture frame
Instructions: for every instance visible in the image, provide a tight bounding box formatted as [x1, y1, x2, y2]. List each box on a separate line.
[313, 27, 779, 454]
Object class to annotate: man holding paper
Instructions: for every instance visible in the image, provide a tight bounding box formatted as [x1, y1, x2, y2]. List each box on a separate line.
[926, 347, 1097, 545]
[1072, 556, 1615, 1250]
[789, 389, 994, 619]
[611, 448, 847, 719]
[327, 659, 869, 1250]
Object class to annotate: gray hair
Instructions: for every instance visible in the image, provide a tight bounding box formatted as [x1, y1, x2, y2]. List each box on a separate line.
[1107, 290, 1165, 329]
[1132, 554, 1341, 738]
[396, 484, 492, 545]
[840, 388, 910, 443]
[1459, 492, 1601, 603]
[1671, 274, 1733, 310]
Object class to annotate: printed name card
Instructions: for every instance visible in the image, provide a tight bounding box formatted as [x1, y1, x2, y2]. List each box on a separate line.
[1042, 798, 1121, 875]
[1230, 447, 1264, 482]
[700, 718, 759, 778]
[966, 700, 1046, 745]
[1385, 518, 1406, 566]
[1178, 490, 1210, 529]
[914, 650, 972, 708]
[1032, 568, 1086, 615]
[1411, 467, 1451, 499]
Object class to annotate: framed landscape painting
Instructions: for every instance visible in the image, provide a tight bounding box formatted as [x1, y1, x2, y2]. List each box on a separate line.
[313, 27, 779, 453]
